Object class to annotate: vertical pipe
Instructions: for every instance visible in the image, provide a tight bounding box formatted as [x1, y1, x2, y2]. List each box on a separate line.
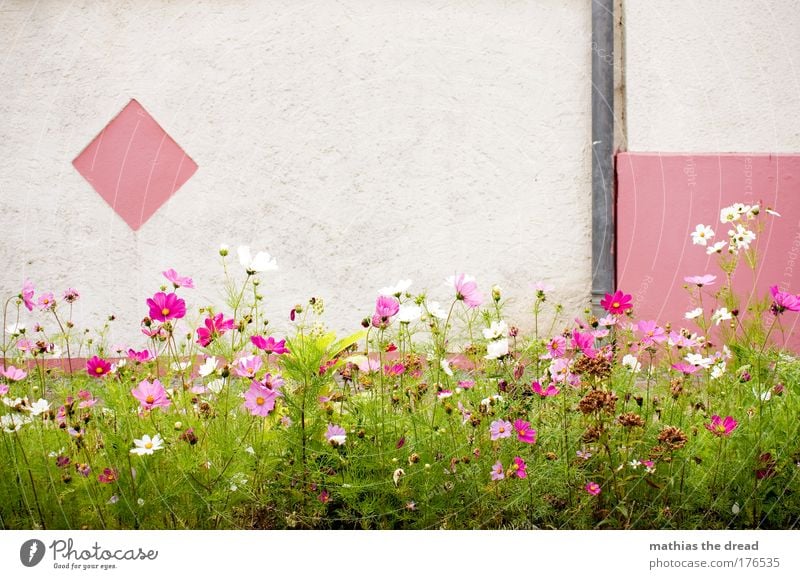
[591, 0, 615, 315]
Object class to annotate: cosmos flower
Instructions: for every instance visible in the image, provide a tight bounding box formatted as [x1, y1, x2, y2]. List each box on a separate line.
[690, 224, 715, 246]
[131, 379, 171, 411]
[586, 482, 601, 496]
[162, 268, 194, 289]
[238, 246, 278, 273]
[146, 292, 186, 322]
[325, 424, 347, 446]
[196, 313, 235, 347]
[490, 461, 505, 481]
[600, 290, 633, 314]
[250, 335, 290, 355]
[243, 381, 280, 417]
[705, 415, 738, 437]
[447, 273, 483, 309]
[489, 419, 513, 441]
[513, 420, 537, 444]
[86, 356, 112, 378]
[130, 434, 165, 456]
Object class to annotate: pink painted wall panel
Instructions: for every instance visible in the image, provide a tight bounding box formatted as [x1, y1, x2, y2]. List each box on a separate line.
[617, 152, 800, 349]
[73, 99, 197, 231]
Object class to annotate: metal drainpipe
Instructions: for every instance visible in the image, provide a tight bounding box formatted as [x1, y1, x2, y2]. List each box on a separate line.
[591, 0, 615, 315]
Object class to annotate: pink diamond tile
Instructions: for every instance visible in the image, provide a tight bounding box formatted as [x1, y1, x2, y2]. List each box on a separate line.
[73, 99, 197, 231]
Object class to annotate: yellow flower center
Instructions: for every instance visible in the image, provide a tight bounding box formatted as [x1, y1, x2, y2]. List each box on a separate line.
[256, 396, 265, 406]
[518, 428, 526, 436]
[144, 442, 153, 449]
[498, 426, 505, 433]
[146, 395, 154, 404]
[715, 424, 726, 434]
[95, 366, 104, 374]
[612, 301, 620, 309]
[511, 463, 519, 471]
[161, 308, 170, 316]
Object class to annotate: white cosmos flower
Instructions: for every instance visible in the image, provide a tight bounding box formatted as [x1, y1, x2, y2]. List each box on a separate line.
[754, 387, 772, 402]
[621, 354, 641, 373]
[710, 362, 726, 380]
[690, 224, 715, 246]
[198, 357, 218, 377]
[130, 434, 165, 456]
[482, 320, 508, 341]
[729, 225, 756, 251]
[685, 353, 713, 369]
[440, 358, 454, 377]
[711, 307, 733, 325]
[765, 208, 781, 217]
[1, 414, 32, 432]
[426, 301, 448, 320]
[378, 279, 412, 297]
[706, 241, 727, 255]
[684, 307, 703, 320]
[171, 361, 191, 371]
[237, 246, 278, 273]
[28, 398, 51, 416]
[397, 303, 422, 323]
[485, 338, 509, 360]
[5, 323, 25, 335]
[720, 206, 740, 224]
[207, 379, 225, 394]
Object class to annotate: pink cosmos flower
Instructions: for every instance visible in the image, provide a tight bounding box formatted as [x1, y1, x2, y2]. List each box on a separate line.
[21, 279, 35, 311]
[600, 290, 633, 314]
[572, 330, 597, 358]
[234, 355, 263, 378]
[146, 292, 186, 322]
[63, 288, 80, 303]
[383, 363, 405, 377]
[244, 381, 279, 417]
[0, 384, 7, 396]
[318, 489, 330, 503]
[671, 362, 700, 375]
[127, 348, 154, 362]
[16, 338, 34, 353]
[489, 419, 513, 441]
[162, 268, 194, 289]
[131, 379, 171, 410]
[325, 423, 347, 446]
[77, 389, 98, 409]
[457, 380, 475, 389]
[2, 366, 27, 381]
[586, 481, 601, 495]
[545, 336, 566, 358]
[98, 468, 118, 484]
[196, 313, 236, 347]
[705, 415, 738, 437]
[509, 456, 527, 479]
[37, 292, 56, 310]
[372, 295, 400, 328]
[684, 274, 717, 287]
[532, 281, 555, 294]
[490, 461, 505, 481]
[513, 419, 537, 444]
[457, 401, 472, 425]
[86, 356, 112, 378]
[437, 389, 453, 399]
[770, 285, 800, 314]
[250, 335, 290, 355]
[637, 320, 667, 346]
[257, 373, 285, 392]
[449, 273, 484, 308]
[531, 381, 560, 397]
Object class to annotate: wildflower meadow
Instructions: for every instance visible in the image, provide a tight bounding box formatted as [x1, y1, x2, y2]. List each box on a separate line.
[2, 203, 799, 530]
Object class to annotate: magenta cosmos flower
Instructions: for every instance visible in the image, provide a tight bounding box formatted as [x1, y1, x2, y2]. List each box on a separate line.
[196, 313, 235, 347]
[770, 285, 800, 314]
[325, 423, 347, 446]
[127, 348, 154, 362]
[513, 420, 537, 444]
[448, 273, 484, 308]
[490, 419, 513, 441]
[146, 291, 186, 322]
[162, 268, 194, 289]
[684, 274, 717, 287]
[705, 415, 738, 437]
[509, 456, 527, 479]
[586, 481, 601, 496]
[600, 290, 633, 314]
[86, 356, 112, 378]
[372, 295, 400, 328]
[545, 335, 566, 358]
[131, 379, 171, 411]
[98, 468, 119, 484]
[250, 335, 290, 355]
[531, 381, 560, 397]
[20, 279, 35, 311]
[244, 381, 279, 417]
[571, 330, 597, 358]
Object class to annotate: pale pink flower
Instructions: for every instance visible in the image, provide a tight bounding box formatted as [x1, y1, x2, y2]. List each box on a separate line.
[234, 355, 263, 378]
[244, 381, 279, 417]
[2, 366, 27, 381]
[447, 274, 484, 308]
[36, 292, 56, 310]
[490, 461, 505, 481]
[684, 274, 717, 287]
[21, 279, 35, 311]
[162, 268, 194, 289]
[325, 424, 347, 446]
[489, 419, 513, 441]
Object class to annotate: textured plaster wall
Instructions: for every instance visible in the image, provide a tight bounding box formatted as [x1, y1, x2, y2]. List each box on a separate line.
[0, 1, 591, 345]
[625, 0, 800, 152]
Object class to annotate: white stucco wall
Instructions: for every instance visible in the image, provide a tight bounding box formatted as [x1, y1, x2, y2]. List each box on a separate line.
[624, 0, 800, 152]
[0, 1, 591, 346]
